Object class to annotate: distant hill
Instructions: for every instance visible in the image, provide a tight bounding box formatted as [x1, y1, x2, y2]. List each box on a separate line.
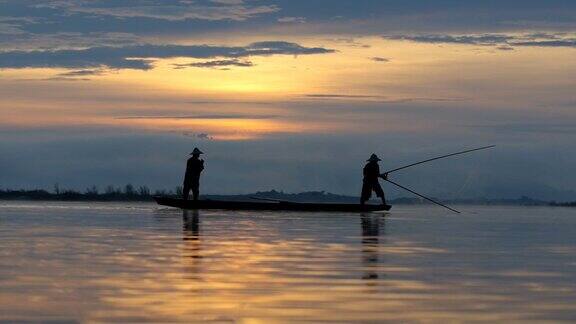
[206, 191, 556, 206]
[206, 190, 358, 203]
[550, 201, 576, 207]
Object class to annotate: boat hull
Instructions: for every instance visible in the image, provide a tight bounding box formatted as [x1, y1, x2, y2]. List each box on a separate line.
[154, 197, 391, 212]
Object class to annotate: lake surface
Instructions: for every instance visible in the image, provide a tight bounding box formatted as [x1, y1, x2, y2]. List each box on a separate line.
[1, 202, 575, 322]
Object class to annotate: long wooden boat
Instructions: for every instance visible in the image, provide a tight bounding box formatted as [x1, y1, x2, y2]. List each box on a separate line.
[154, 196, 391, 212]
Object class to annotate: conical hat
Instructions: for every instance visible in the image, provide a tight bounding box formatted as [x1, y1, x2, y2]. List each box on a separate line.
[367, 153, 381, 162]
[190, 148, 204, 155]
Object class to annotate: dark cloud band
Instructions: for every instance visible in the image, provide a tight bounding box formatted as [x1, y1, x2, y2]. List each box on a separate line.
[383, 33, 576, 48]
[0, 41, 335, 70]
[174, 59, 254, 69]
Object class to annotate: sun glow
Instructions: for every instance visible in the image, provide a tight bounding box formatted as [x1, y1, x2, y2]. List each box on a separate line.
[2, 37, 576, 141]
[113, 117, 310, 140]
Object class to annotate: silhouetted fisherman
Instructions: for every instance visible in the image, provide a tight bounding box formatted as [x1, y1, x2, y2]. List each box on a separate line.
[361, 154, 388, 205]
[183, 148, 204, 201]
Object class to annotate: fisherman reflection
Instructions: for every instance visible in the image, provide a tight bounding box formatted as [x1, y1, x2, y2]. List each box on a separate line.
[183, 210, 202, 279]
[183, 210, 200, 241]
[361, 213, 385, 281]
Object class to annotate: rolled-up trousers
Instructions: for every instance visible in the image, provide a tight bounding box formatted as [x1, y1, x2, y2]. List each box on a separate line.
[361, 180, 385, 203]
[183, 176, 200, 201]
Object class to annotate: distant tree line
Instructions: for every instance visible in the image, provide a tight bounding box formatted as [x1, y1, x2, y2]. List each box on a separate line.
[0, 184, 183, 201]
[550, 201, 576, 207]
[0, 186, 574, 206]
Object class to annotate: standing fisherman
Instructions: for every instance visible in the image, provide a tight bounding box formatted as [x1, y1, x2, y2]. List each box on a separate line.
[183, 148, 204, 201]
[360, 154, 388, 205]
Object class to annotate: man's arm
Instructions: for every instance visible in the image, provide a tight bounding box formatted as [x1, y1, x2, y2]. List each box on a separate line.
[378, 165, 387, 179]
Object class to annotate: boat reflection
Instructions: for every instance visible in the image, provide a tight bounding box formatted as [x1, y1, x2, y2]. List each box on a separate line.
[361, 213, 385, 282]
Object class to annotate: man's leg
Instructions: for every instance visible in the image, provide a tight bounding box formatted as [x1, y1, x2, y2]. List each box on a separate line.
[373, 182, 386, 205]
[182, 183, 190, 200]
[192, 177, 200, 201]
[360, 181, 372, 204]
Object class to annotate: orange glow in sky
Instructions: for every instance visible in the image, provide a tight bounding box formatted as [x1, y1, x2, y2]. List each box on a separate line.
[1, 38, 576, 140]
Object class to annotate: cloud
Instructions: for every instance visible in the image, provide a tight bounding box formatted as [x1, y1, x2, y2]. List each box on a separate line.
[0, 32, 141, 51]
[3, 126, 575, 200]
[3, 0, 575, 47]
[329, 38, 371, 48]
[116, 114, 279, 120]
[210, 0, 245, 4]
[32, 0, 279, 22]
[300, 94, 468, 103]
[384, 34, 514, 45]
[2, 0, 576, 200]
[305, 94, 388, 99]
[371, 57, 389, 62]
[39, 77, 92, 82]
[27, 68, 108, 81]
[56, 69, 106, 77]
[183, 132, 214, 140]
[0, 22, 25, 35]
[246, 41, 335, 55]
[278, 16, 306, 23]
[174, 59, 253, 69]
[0, 18, 29, 35]
[467, 122, 576, 135]
[383, 33, 576, 48]
[510, 40, 576, 47]
[186, 100, 273, 105]
[0, 16, 38, 35]
[0, 41, 335, 70]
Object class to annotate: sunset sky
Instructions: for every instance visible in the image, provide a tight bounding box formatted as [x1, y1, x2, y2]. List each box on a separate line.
[1, 0, 575, 199]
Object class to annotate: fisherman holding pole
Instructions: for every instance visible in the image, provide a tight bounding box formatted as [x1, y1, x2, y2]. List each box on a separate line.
[360, 154, 389, 206]
[361, 145, 495, 213]
[183, 148, 204, 201]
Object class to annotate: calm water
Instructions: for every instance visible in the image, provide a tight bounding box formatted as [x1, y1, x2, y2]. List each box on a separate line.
[1, 202, 575, 323]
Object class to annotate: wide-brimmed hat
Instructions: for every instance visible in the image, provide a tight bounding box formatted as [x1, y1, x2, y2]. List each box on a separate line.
[367, 153, 381, 162]
[190, 148, 204, 155]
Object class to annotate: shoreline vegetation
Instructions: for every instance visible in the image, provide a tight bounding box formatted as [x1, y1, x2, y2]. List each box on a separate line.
[0, 185, 574, 207]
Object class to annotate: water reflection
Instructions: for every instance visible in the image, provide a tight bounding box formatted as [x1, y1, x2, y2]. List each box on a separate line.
[2, 203, 576, 322]
[182, 210, 202, 280]
[361, 213, 385, 282]
[183, 210, 200, 241]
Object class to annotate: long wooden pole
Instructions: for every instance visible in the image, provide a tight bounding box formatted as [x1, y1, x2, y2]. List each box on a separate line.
[384, 178, 461, 214]
[384, 145, 495, 174]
